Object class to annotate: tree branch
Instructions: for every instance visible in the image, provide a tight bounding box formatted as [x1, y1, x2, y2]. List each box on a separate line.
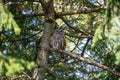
[21, 7, 106, 17]
[49, 48, 120, 77]
[15, 33, 40, 42]
[56, 7, 106, 16]
[21, 12, 45, 18]
[5, 31, 41, 42]
[59, 16, 90, 36]
[65, 33, 93, 39]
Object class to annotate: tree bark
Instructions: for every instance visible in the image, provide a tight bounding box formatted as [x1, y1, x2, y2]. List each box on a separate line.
[33, 0, 55, 80]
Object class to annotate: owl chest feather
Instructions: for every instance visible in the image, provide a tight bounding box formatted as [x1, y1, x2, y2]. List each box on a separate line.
[50, 33, 65, 50]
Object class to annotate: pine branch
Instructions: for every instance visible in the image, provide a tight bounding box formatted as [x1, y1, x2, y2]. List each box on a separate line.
[49, 48, 120, 77]
[56, 6, 106, 16]
[21, 7, 106, 17]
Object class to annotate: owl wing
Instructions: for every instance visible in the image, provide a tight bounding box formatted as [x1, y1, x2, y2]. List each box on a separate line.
[61, 36, 66, 50]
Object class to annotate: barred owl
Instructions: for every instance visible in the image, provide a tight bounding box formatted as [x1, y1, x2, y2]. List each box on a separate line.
[50, 28, 66, 59]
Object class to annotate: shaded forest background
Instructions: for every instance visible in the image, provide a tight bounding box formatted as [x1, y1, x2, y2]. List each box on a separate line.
[0, 0, 120, 80]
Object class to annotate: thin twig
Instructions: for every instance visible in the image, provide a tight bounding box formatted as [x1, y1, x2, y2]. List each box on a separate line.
[59, 16, 90, 36]
[81, 39, 90, 57]
[70, 38, 80, 52]
[65, 32, 93, 39]
[23, 72, 32, 80]
[10, 32, 41, 42]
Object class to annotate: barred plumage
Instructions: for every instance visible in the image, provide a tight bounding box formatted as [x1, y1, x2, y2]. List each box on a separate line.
[50, 28, 66, 59]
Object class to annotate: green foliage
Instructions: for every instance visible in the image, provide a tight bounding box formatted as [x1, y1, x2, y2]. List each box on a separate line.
[0, 52, 35, 77]
[115, 52, 120, 65]
[0, 3, 21, 35]
[0, 0, 120, 79]
[92, 25, 104, 48]
[106, 16, 120, 63]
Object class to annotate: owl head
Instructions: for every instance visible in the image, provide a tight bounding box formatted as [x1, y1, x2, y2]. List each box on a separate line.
[54, 28, 64, 35]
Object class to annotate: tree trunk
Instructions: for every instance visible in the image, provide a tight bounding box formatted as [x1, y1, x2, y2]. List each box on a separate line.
[33, 0, 55, 80]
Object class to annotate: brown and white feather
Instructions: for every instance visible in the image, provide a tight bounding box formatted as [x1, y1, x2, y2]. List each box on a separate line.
[50, 28, 66, 59]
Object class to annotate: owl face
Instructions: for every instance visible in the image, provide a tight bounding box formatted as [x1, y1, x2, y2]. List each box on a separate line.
[54, 28, 64, 35]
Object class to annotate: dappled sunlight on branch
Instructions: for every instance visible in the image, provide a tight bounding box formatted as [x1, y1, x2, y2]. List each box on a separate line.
[49, 48, 120, 77]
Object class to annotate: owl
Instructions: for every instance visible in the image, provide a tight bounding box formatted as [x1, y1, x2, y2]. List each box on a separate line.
[50, 28, 66, 59]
